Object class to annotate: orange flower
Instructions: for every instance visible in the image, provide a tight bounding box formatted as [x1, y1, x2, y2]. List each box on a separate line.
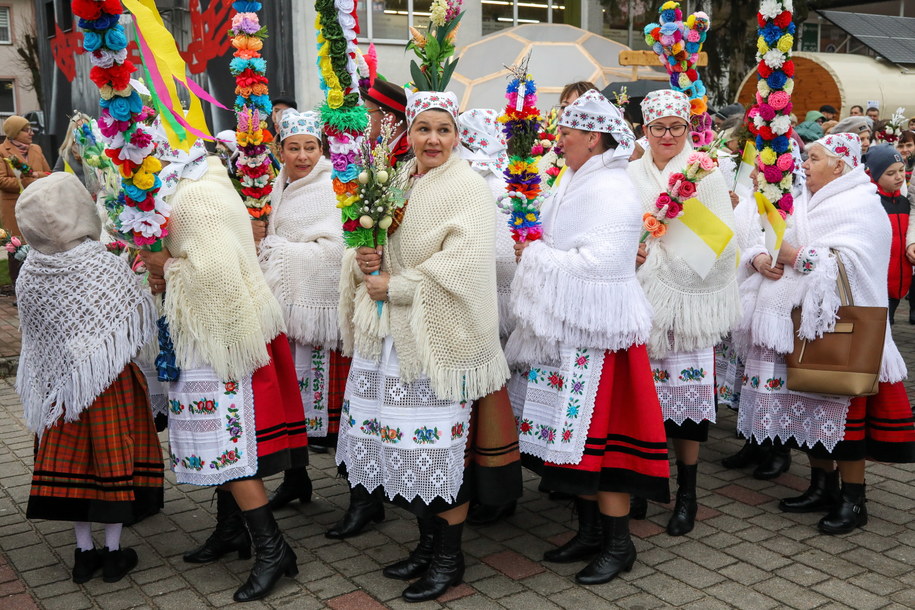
[651, 224, 667, 238]
[332, 178, 347, 195]
[251, 83, 269, 96]
[235, 86, 253, 97]
[643, 212, 661, 232]
[690, 98, 707, 115]
[249, 205, 272, 218]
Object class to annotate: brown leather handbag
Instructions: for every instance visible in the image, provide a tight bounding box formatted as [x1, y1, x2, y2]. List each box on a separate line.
[785, 251, 886, 396]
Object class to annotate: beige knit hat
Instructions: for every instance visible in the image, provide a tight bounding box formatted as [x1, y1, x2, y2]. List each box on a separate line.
[2, 115, 30, 140]
[16, 173, 102, 254]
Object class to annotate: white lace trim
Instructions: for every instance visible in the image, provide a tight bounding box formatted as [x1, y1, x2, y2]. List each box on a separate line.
[651, 348, 717, 426]
[335, 339, 471, 505]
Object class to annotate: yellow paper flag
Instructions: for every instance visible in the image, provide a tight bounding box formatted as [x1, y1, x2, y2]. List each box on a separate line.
[63, 159, 76, 175]
[755, 191, 786, 260]
[661, 197, 734, 279]
[679, 197, 734, 257]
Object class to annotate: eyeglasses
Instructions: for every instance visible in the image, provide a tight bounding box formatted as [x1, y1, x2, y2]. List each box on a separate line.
[647, 123, 689, 137]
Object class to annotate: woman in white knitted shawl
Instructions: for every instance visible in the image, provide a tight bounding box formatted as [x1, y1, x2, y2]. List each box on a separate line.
[138, 135, 306, 603]
[16, 173, 162, 585]
[508, 89, 669, 586]
[626, 89, 740, 537]
[255, 110, 350, 512]
[735, 133, 915, 536]
[338, 91, 520, 603]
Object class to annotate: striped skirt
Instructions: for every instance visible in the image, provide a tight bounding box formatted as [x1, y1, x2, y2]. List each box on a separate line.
[27, 363, 164, 524]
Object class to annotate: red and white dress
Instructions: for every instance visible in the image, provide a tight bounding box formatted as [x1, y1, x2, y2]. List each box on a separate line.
[506, 148, 669, 501]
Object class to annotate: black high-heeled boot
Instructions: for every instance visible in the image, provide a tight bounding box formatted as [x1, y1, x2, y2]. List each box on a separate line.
[184, 489, 252, 563]
[467, 500, 517, 526]
[543, 497, 602, 563]
[753, 441, 791, 480]
[325, 484, 385, 539]
[721, 438, 764, 469]
[818, 482, 867, 535]
[629, 496, 648, 520]
[233, 505, 298, 602]
[402, 517, 465, 603]
[667, 461, 698, 536]
[575, 514, 636, 585]
[383, 517, 435, 580]
[778, 467, 840, 513]
[267, 467, 313, 510]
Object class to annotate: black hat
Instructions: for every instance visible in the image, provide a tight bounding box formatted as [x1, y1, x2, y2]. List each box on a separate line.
[270, 97, 298, 110]
[819, 104, 837, 114]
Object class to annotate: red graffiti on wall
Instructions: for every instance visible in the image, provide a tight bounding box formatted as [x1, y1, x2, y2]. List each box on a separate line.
[51, 0, 233, 82]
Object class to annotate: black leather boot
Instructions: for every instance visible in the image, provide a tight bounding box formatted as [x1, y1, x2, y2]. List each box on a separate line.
[184, 489, 252, 563]
[233, 505, 298, 602]
[383, 517, 435, 580]
[753, 442, 791, 480]
[402, 517, 465, 602]
[102, 547, 139, 583]
[267, 467, 313, 510]
[629, 496, 648, 520]
[575, 514, 637, 585]
[543, 498, 602, 563]
[721, 439, 763, 469]
[325, 484, 385, 539]
[467, 500, 516, 526]
[72, 548, 103, 583]
[778, 468, 840, 513]
[818, 482, 867, 535]
[667, 461, 698, 536]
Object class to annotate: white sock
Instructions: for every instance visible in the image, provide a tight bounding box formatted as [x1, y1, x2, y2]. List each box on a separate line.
[74, 522, 94, 551]
[104, 523, 123, 551]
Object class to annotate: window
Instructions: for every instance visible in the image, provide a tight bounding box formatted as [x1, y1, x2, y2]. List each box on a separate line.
[0, 80, 15, 116]
[0, 7, 11, 44]
[359, 0, 433, 43]
[482, 0, 580, 36]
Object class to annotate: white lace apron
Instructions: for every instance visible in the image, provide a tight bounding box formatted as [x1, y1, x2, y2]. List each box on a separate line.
[737, 345, 851, 452]
[336, 337, 472, 505]
[508, 347, 606, 465]
[651, 347, 717, 426]
[289, 339, 331, 438]
[167, 367, 258, 486]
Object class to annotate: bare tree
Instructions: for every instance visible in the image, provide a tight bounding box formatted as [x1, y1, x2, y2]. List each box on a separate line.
[14, 22, 43, 113]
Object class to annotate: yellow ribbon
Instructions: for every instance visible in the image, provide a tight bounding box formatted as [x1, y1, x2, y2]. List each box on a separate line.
[755, 191, 786, 251]
[741, 140, 757, 166]
[679, 197, 734, 257]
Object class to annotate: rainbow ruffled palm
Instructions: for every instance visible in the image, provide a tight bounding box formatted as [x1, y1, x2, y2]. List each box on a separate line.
[644, 1, 713, 147]
[747, 0, 795, 218]
[229, 1, 275, 219]
[497, 76, 544, 243]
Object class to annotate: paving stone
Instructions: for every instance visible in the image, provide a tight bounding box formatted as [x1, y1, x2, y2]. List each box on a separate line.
[40, 591, 94, 610]
[848, 571, 906, 596]
[794, 548, 868, 579]
[499, 590, 562, 609]
[435, 583, 476, 603]
[717, 562, 770, 586]
[724, 541, 791, 571]
[753, 576, 831, 609]
[470, 574, 527, 599]
[4, 545, 58, 571]
[705, 581, 779, 610]
[325, 590, 388, 610]
[551, 585, 629, 610]
[634, 572, 704, 605]
[773, 563, 830, 587]
[655, 556, 725, 588]
[95, 587, 151, 609]
[812, 578, 887, 610]
[481, 550, 545, 580]
[0, 593, 40, 610]
[519, 570, 575, 596]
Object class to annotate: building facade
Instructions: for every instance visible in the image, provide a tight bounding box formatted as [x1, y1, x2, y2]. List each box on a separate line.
[0, 0, 40, 121]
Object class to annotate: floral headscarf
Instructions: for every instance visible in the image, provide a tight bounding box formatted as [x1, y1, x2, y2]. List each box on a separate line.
[813, 132, 861, 168]
[558, 88, 635, 158]
[458, 108, 508, 176]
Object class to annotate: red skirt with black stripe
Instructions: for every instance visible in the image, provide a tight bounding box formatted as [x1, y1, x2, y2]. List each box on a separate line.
[801, 381, 915, 462]
[536, 344, 671, 502]
[27, 363, 164, 524]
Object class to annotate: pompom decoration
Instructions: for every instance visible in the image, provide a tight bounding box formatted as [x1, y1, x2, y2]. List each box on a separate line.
[644, 1, 714, 148]
[229, 0, 276, 220]
[496, 71, 545, 243]
[747, 0, 796, 219]
[73, 0, 167, 250]
[640, 151, 717, 242]
[316, 0, 369, 245]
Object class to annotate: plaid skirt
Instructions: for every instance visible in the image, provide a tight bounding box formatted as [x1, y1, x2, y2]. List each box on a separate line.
[27, 363, 164, 524]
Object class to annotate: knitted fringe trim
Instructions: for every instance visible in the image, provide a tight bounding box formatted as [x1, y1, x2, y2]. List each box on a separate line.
[408, 283, 510, 402]
[503, 325, 561, 370]
[642, 275, 741, 359]
[511, 251, 652, 352]
[164, 271, 286, 381]
[18, 297, 157, 435]
[351, 287, 389, 362]
[497, 291, 516, 340]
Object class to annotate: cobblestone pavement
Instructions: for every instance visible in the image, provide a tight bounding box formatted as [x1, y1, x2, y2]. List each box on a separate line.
[1, 292, 915, 609]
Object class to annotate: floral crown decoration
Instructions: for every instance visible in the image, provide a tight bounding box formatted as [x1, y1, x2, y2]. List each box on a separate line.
[644, 1, 714, 147]
[407, 0, 463, 92]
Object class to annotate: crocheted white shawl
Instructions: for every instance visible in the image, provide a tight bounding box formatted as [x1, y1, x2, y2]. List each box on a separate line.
[16, 240, 156, 434]
[339, 154, 510, 402]
[259, 157, 343, 348]
[734, 166, 907, 382]
[628, 146, 740, 358]
[506, 149, 653, 367]
[163, 157, 286, 380]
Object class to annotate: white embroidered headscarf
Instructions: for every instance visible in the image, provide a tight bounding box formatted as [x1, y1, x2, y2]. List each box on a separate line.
[458, 108, 508, 177]
[812, 132, 862, 168]
[152, 120, 210, 198]
[640, 89, 691, 125]
[559, 88, 635, 159]
[279, 109, 322, 142]
[406, 90, 460, 125]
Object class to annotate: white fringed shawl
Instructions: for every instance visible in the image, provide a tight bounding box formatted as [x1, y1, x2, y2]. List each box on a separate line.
[259, 157, 343, 349]
[629, 146, 740, 358]
[339, 154, 510, 402]
[163, 157, 286, 380]
[16, 240, 157, 434]
[505, 150, 653, 368]
[734, 166, 907, 382]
